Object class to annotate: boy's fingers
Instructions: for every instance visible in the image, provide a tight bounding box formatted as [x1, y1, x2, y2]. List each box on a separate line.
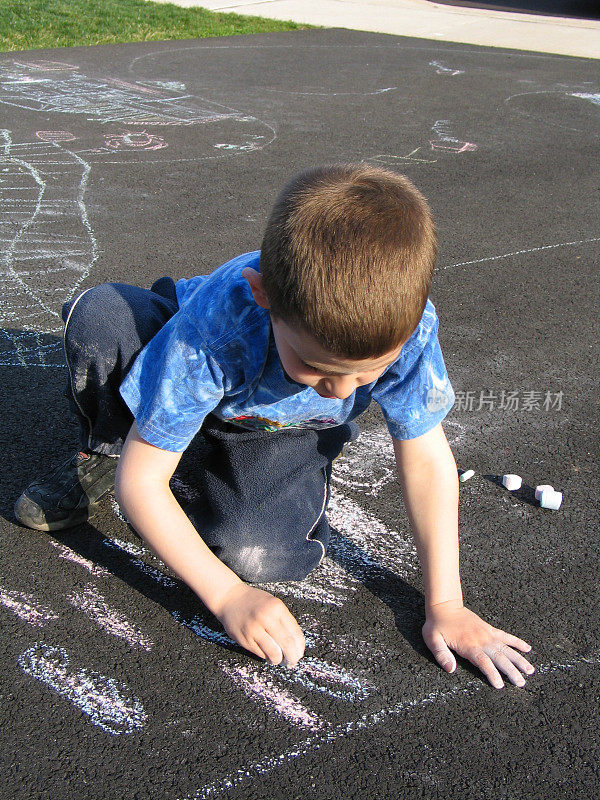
[468, 648, 504, 689]
[254, 619, 304, 667]
[423, 629, 456, 672]
[498, 644, 535, 675]
[252, 632, 284, 665]
[497, 631, 532, 652]
[276, 611, 306, 665]
[484, 649, 526, 687]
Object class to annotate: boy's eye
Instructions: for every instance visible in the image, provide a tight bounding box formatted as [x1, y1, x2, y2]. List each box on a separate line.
[301, 360, 319, 372]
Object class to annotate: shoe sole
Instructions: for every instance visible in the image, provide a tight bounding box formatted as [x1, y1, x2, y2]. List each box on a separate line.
[14, 495, 104, 532]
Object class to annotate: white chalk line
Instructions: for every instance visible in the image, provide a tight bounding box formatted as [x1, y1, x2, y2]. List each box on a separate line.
[439, 236, 600, 270]
[275, 655, 374, 703]
[256, 86, 397, 97]
[126, 41, 575, 88]
[327, 488, 418, 582]
[502, 90, 599, 135]
[102, 535, 177, 588]
[49, 536, 175, 589]
[18, 641, 147, 735]
[331, 426, 397, 497]
[179, 649, 600, 799]
[1, 131, 98, 366]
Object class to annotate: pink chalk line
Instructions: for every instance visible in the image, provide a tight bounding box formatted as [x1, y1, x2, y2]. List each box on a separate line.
[18, 642, 147, 735]
[49, 540, 110, 578]
[178, 650, 599, 799]
[67, 584, 153, 651]
[219, 662, 324, 731]
[0, 584, 58, 627]
[172, 610, 372, 709]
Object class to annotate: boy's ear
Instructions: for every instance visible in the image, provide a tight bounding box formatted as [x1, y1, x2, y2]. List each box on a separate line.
[241, 267, 271, 310]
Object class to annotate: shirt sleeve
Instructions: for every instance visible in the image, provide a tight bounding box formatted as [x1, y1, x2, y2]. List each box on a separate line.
[371, 306, 455, 440]
[119, 310, 225, 452]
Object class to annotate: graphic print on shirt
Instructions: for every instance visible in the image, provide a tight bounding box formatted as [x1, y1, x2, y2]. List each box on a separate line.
[224, 415, 342, 432]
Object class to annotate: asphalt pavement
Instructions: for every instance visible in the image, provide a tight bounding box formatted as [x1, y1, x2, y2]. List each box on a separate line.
[1, 24, 599, 800]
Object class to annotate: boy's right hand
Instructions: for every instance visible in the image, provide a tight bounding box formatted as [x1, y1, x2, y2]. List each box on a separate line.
[213, 583, 305, 668]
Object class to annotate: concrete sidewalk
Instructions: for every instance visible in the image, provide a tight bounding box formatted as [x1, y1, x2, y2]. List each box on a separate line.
[156, 0, 600, 58]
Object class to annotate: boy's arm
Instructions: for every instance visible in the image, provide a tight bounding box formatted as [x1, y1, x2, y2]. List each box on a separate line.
[392, 423, 535, 688]
[114, 422, 305, 668]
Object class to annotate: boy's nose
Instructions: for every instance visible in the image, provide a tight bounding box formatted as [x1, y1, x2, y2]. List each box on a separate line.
[325, 375, 357, 399]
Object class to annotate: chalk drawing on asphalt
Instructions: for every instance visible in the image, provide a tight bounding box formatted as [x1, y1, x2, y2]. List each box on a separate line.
[103, 130, 168, 151]
[0, 129, 97, 367]
[18, 642, 147, 735]
[430, 120, 478, 153]
[368, 121, 477, 166]
[331, 427, 397, 497]
[0, 584, 59, 627]
[173, 608, 375, 730]
[182, 650, 599, 799]
[429, 60, 464, 76]
[276, 655, 375, 703]
[369, 147, 437, 166]
[0, 60, 277, 166]
[256, 86, 398, 97]
[35, 130, 77, 143]
[220, 662, 326, 731]
[438, 236, 600, 271]
[572, 92, 600, 106]
[48, 539, 112, 578]
[102, 536, 177, 587]
[1, 577, 154, 652]
[67, 584, 154, 651]
[0, 61, 237, 126]
[503, 89, 600, 135]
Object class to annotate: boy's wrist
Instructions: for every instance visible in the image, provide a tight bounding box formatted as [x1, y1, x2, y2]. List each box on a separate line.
[425, 595, 464, 615]
[198, 571, 245, 618]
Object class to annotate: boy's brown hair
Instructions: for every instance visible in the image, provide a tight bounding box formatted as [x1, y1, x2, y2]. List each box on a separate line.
[260, 163, 437, 359]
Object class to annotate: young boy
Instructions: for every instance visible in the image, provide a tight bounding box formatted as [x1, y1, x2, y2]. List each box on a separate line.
[15, 164, 535, 688]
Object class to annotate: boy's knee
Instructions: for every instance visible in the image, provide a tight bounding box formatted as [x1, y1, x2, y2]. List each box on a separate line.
[222, 541, 323, 583]
[62, 284, 132, 350]
[214, 515, 329, 583]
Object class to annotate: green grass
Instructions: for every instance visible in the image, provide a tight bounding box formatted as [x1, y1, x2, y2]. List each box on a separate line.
[0, 0, 312, 52]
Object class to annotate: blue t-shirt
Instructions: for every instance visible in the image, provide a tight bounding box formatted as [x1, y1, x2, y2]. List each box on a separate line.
[119, 251, 455, 452]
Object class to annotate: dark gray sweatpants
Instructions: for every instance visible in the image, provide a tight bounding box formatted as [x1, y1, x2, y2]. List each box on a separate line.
[61, 280, 359, 583]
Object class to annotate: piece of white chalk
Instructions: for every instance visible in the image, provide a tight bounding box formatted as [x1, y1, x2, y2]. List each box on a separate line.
[540, 489, 562, 510]
[459, 469, 475, 482]
[502, 474, 522, 491]
[535, 484, 554, 501]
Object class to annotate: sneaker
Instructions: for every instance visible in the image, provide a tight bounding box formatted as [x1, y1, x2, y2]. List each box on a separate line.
[14, 450, 118, 532]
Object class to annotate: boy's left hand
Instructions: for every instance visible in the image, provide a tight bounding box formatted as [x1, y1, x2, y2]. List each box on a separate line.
[422, 599, 535, 689]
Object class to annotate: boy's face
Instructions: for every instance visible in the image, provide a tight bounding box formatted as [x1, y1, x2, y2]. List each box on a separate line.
[271, 316, 404, 399]
[243, 267, 403, 400]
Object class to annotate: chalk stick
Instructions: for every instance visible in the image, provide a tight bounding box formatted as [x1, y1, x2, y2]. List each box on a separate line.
[540, 489, 562, 510]
[459, 469, 475, 482]
[502, 474, 522, 491]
